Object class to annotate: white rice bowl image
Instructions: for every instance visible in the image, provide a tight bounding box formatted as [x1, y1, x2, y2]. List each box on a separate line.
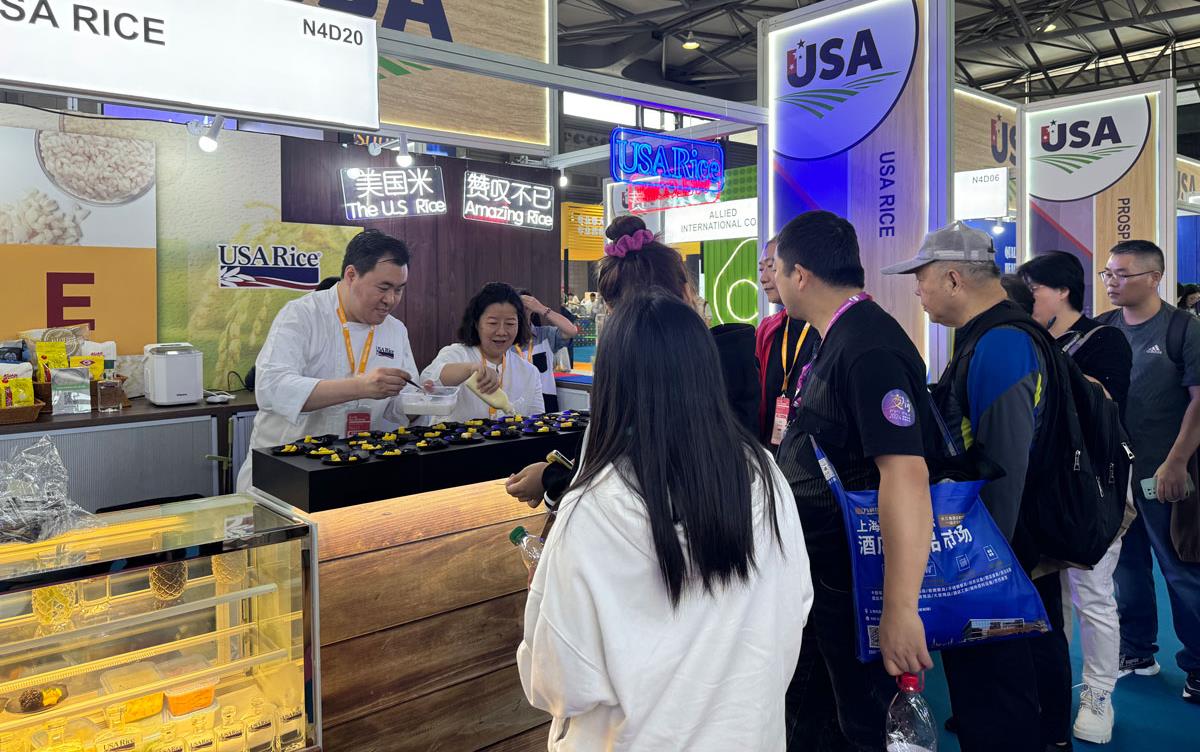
[35, 130, 156, 206]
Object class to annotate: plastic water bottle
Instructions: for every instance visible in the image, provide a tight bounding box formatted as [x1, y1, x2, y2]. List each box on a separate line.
[509, 526, 543, 577]
[885, 673, 937, 752]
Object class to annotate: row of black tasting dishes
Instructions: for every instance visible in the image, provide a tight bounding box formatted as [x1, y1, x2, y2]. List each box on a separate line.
[270, 411, 591, 465]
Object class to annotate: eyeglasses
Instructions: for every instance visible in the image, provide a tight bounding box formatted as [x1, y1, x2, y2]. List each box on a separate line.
[1098, 270, 1157, 283]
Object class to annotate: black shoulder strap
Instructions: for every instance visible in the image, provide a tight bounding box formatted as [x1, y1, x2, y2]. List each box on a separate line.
[1166, 308, 1191, 370]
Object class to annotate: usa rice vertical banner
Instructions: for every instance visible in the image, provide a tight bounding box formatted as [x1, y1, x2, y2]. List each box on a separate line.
[1021, 80, 1176, 316]
[759, 0, 953, 368]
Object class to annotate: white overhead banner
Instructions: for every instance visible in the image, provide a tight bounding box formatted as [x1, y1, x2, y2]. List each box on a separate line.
[664, 198, 759, 244]
[0, 0, 379, 130]
[954, 168, 1009, 220]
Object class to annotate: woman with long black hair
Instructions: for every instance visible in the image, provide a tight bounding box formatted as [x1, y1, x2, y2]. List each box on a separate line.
[517, 290, 811, 751]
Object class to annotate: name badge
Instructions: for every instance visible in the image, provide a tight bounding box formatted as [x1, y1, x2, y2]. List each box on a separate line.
[345, 411, 371, 437]
[771, 396, 791, 446]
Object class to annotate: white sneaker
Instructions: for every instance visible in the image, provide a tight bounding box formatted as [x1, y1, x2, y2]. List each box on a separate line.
[1073, 685, 1114, 744]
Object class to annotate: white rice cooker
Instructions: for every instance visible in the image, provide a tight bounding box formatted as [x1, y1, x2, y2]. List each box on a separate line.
[143, 343, 203, 406]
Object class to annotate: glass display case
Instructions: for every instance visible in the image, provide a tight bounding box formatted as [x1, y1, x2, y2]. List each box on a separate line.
[0, 494, 319, 752]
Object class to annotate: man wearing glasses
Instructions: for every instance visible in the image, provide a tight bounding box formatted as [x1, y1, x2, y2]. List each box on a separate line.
[1097, 240, 1200, 704]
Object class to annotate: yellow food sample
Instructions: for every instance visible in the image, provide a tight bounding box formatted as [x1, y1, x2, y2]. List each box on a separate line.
[360, 443, 381, 451]
[165, 683, 214, 716]
[280, 445, 298, 454]
[433, 423, 448, 430]
[42, 687, 62, 706]
[423, 431, 442, 439]
[381, 449, 403, 457]
[537, 427, 550, 434]
[416, 441, 429, 448]
[490, 430, 501, 437]
[303, 435, 314, 443]
[561, 422, 574, 429]
[382, 433, 398, 442]
[327, 455, 342, 463]
[310, 447, 335, 456]
[467, 420, 484, 426]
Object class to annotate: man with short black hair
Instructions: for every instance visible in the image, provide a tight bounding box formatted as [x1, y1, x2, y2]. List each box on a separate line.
[774, 210, 935, 750]
[885, 221, 1052, 752]
[236, 229, 425, 491]
[1099, 239, 1200, 704]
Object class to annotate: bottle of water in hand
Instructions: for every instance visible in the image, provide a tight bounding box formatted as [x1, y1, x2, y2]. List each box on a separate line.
[510, 526, 543, 582]
[886, 673, 937, 752]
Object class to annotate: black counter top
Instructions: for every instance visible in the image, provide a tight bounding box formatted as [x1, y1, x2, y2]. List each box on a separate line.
[252, 430, 585, 512]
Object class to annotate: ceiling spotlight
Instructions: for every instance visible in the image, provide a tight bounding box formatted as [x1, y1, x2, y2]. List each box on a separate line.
[197, 115, 224, 153]
[558, 169, 569, 188]
[395, 134, 414, 168]
[367, 141, 383, 157]
[681, 31, 700, 51]
[1043, 22, 1057, 32]
[992, 221, 1006, 235]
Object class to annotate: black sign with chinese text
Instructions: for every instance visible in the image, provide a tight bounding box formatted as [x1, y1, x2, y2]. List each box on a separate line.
[462, 171, 555, 231]
[339, 166, 448, 221]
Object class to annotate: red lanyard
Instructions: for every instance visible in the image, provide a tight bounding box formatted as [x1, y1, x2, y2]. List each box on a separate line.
[793, 293, 871, 408]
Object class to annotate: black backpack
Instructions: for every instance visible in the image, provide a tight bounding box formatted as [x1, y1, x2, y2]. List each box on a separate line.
[951, 315, 1131, 567]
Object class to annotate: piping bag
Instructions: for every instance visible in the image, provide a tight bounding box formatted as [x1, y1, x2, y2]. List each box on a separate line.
[464, 372, 517, 415]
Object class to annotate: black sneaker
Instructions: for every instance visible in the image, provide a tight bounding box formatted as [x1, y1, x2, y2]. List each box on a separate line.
[1118, 654, 1161, 678]
[1186, 672, 1200, 703]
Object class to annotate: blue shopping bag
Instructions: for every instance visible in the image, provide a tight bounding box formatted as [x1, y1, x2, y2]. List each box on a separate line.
[811, 439, 1050, 662]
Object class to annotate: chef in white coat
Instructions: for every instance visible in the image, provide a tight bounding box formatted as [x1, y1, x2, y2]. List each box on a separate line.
[236, 230, 423, 491]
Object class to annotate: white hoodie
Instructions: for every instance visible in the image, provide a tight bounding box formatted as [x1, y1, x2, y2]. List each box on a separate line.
[518, 458, 812, 751]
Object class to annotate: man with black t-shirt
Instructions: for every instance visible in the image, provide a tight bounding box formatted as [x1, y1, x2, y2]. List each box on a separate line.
[757, 237, 822, 448]
[774, 211, 934, 751]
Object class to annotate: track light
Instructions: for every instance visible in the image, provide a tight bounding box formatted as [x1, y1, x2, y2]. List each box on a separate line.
[681, 31, 700, 51]
[1043, 22, 1057, 32]
[197, 116, 224, 153]
[992, 221, 1005, 235]
[558, 169, 569, 188]
[395, 134, 414, 167]
[367, 141, 383, 157]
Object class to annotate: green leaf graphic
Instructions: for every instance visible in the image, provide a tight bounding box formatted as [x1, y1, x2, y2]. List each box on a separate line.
[776, 70, 900, 118]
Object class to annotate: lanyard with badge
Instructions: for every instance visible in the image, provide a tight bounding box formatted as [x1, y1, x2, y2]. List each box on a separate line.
[791, 292, 872, 415]
[337, 289, 376, 436]
[480, 349, 508, 417]
[771, 320, 813, 446]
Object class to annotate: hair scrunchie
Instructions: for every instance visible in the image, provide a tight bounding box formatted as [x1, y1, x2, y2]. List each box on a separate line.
[604, 228, 655, 259]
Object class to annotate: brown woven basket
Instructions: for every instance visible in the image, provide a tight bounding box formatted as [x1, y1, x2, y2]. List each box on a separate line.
[0, 401, 45, 426]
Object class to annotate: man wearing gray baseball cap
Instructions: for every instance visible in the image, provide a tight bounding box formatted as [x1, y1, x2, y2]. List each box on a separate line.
[884, 221, 1067, 752]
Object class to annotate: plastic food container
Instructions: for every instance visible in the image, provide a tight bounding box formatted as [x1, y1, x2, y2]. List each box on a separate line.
[157, 655, 215, 716]
[397, 386, 459, 416]
[100, 662, 163, 722]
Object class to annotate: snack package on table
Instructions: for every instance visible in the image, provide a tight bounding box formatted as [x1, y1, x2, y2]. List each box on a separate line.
[33, 341, 68, 382]
[0, 363, 34, 407]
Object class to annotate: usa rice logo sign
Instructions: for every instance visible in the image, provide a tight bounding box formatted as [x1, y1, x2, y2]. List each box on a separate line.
[1027, 95, 1150, 202]
[772, 0, 918, 160]
[218, 244, 324, 291]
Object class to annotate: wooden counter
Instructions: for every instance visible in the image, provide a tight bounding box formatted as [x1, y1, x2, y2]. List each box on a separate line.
[312, 481, 551, 751]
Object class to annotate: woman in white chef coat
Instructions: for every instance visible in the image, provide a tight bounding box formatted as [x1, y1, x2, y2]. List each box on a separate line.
[236, 230, 424, 492]
[517, 290, 811, 751]
[421, 283, 545, 422]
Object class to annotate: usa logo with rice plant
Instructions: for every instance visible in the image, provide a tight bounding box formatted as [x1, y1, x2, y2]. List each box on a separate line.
[218, 244, 324, 291]
[771, 0, 918, 161]
[1027, 95, 1151, 202]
